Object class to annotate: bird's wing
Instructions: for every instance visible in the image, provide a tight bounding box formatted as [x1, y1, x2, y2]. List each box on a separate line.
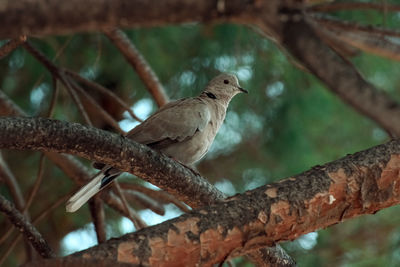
[126, 97, 211, 144]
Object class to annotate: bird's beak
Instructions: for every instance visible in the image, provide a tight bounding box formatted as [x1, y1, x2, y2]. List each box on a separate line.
[238, 87, 248, 94]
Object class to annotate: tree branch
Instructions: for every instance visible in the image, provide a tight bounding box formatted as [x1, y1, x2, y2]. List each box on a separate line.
[310, 14, 400, 38]
[64, 70, 143, 122]
[321, 24, 400, 62]
[0, 116, 225, 208]
[0, 90, 143, 221]
[119, 182, 190, 213]
[308, 15, 400, 62]
[281, 17, 400, 136]
[29, 138, 400, 265]
[0, 35, 26, 59]
[0, 194, 55, 258]
[0, 0, 279, 39]
[308, 2, 400, 13]
[123, 190, 165, 216]
[0, 153, 26, 211]
[104, 28, 169, 107]
[89, 197, 107, 244]
[112, 182, 147, 230]
[0, 116, 295, 266]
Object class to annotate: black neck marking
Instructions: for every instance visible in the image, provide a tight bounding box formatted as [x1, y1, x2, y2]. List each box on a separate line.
[205, 92, 217, 99]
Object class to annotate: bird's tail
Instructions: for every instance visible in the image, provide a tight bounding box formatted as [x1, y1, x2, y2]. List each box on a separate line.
[66, 166, 121, 212]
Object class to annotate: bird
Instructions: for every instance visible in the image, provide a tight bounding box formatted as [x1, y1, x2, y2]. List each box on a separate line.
[66, 73, 248, 212]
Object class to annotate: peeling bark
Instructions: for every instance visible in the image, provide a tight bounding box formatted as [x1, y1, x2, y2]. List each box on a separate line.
[68, 140, 400, 265]
[0, 95, 294, 266]
[3, 117, 400, 265]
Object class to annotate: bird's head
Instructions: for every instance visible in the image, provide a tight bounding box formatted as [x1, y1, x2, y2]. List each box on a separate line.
[204, 73, 248, 103]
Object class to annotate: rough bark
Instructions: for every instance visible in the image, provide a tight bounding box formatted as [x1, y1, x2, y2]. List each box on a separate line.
[0, 116, 225, 208]
[0, 0, 279, 38]
[2, 1, 400, 265]
[0, 93, 294, 266]
[26, 138, 400, 266]
[0, 194, 55, 258]
[2, 0, 399, 140]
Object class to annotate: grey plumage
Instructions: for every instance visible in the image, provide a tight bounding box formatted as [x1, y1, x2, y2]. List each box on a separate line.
[66, 73, 247, 212]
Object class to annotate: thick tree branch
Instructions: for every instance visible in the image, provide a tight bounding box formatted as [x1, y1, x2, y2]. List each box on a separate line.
[281, 17, 400, 136]
[0, 0, 281, 39]
[0, 116, 293, 265]
[0, 90, 145, 220]
[308, 2, 400, 13]
[25, 258, 137, 267]
[0, 194, 55, 258]
[0, 0, 225, 38]
[29, 138, 400, 265]
[0, 116, 225, 208]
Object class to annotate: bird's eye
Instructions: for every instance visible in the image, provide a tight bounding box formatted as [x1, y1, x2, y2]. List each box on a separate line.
[224, 80, 229, 84]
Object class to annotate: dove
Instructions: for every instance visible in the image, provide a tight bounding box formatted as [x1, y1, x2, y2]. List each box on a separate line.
[66, 73, 247, 212]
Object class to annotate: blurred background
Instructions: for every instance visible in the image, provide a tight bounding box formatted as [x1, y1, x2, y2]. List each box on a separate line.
[2, 1, 400, 266]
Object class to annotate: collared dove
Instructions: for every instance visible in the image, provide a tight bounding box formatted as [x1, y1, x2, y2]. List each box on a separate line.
[66, 73, 247, 212]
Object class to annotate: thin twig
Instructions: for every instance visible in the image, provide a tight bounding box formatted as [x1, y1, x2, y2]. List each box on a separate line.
[382, 0, 388, 27]
[309, 16, 400, 62]
[104, 28, 169, 107]
[112, 182, 147, 230]
[23, 41, 131, 132]
[46, 76, 59, 118]
[123, 190, 165, 215]
[0, 35, 26, 59]
[30, 36, 73, 95]
[0, 155, 35, 262]
[22, 42, 58, 74]
[120, 182, 190, 213]
[23, 154, 46, 213]
[312, 23, 359, 58]
[0, 90, 136, 222]
[0, 153, 26, 211]
[0, 232, 20, 266]
[0, 194, 55, 259]
[59, 73, 93, 125]
[310, 14, 400, 38]
[88, 197, 107, 243]
[32, 193, 71, 224]
[0, 90, 26, 116]
[0, 193, 70, 265]
[67, 78, 125, 134]
[64, 69, 143, 122]
[308, 2, 400, 13]
[23, 41, 93, 125]
[0, 153, 29, 246]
